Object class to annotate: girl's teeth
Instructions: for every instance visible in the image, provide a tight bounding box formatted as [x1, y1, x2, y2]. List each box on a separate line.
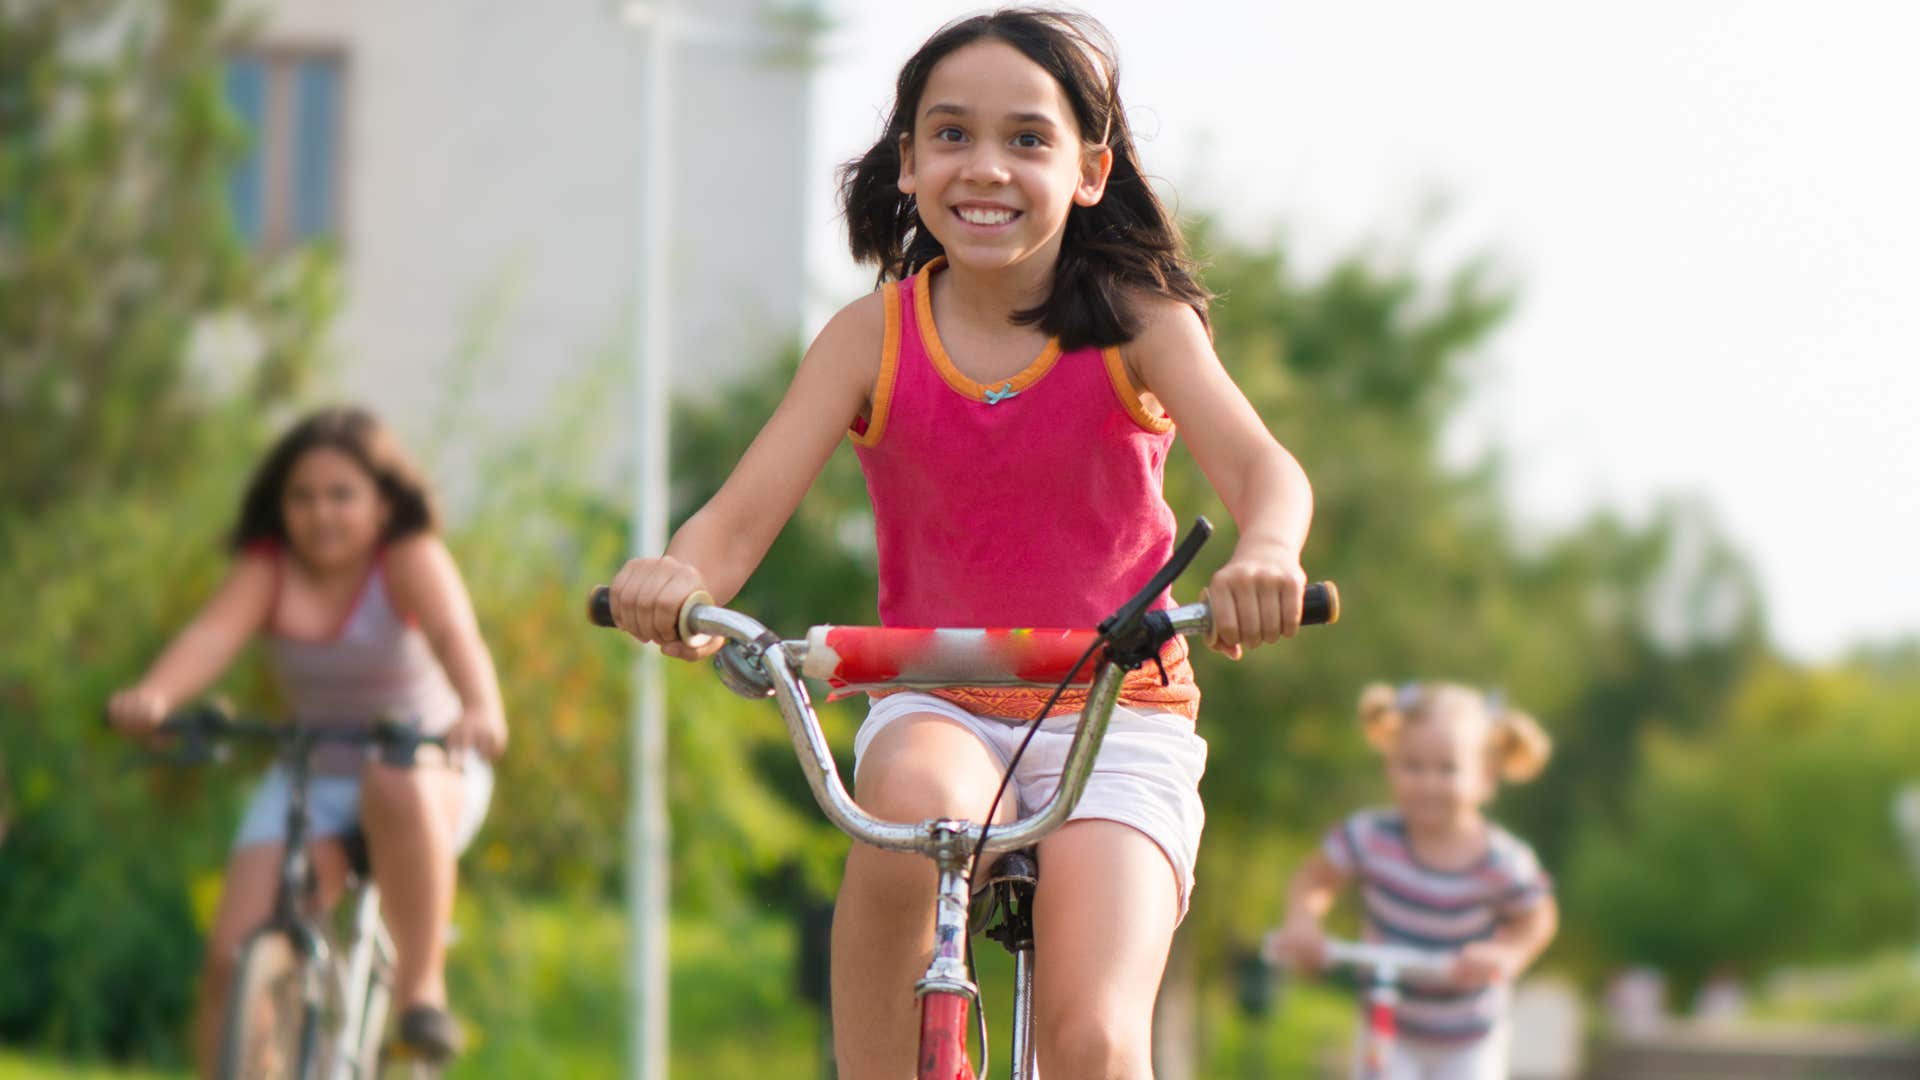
[958, 207, 1014, 225]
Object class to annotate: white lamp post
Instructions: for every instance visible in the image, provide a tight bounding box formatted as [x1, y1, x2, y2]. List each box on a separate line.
[615, 4, 821, 1076]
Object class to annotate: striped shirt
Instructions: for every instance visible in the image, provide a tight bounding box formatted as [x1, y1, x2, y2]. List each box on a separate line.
[1322, 807, 1551, 1042]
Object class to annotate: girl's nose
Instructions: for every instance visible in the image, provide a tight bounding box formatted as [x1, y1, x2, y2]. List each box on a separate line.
[960, 147, 1011, 186]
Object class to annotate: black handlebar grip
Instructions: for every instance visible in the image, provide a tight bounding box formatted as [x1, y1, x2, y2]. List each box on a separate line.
[1302, 581, 1340, 626]
[587, 587, 713, 643]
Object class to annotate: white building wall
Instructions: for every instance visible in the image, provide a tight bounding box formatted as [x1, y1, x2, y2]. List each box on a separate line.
[244, 0, 815, 484]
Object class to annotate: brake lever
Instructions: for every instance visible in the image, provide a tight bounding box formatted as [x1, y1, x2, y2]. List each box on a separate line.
[1098, 517, 1213, 666]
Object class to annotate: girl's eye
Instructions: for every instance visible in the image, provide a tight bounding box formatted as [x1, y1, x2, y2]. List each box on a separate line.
[935, 126, 965, 143]
[1012, 132, 1044, 149]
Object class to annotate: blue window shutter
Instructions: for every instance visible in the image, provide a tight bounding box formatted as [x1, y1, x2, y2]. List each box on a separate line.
[292, 59, 340, 239]
[224, 57, 267, 244]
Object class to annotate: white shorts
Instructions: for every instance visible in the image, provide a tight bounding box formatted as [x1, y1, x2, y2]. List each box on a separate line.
[233, 758, 494, 854]
[852, 691, 1207, 918]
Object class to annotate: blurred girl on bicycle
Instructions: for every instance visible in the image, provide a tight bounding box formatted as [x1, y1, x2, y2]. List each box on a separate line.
[1269, 682, 1558, 1079]
[107, 406, 503, 1071]
[606, 8, 1314, 1076]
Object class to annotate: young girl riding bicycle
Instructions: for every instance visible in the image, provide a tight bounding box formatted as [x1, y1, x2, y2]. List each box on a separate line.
[1269, 682, 1558, 1079]
[608, 8, 1314, 1076]
[108, 406, 504, 1074]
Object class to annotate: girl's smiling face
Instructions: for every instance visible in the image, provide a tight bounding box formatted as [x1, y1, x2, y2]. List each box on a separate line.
[1387, 715, 1496, 832]
[897, 39, 1112, 276]
[281, 446, 389, 572]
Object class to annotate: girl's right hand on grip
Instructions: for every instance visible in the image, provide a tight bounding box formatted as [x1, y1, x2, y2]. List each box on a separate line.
[106, 686, 169, 738]
[606, 556, 720, 661]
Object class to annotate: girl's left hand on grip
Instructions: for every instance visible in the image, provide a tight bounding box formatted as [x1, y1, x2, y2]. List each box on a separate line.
[1203, 546, 1307, 658]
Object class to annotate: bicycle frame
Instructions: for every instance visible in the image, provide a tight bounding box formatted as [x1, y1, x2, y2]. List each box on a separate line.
[157, 712, 430, 1080]
[679, 599, 1214, 1080]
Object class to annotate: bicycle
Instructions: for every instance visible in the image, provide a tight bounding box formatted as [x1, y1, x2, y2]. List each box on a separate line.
[133, 705, 447, 1080]
[1260, 935, 1457, 1080]
[593, 517, 1339, 1079]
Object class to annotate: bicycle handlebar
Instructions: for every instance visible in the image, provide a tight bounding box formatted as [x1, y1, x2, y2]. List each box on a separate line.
[130, 705, 447, 769]
[587, 579, 1336, 859]
[586, 581, 1341, 640]
[1273, 937, 1457, 983]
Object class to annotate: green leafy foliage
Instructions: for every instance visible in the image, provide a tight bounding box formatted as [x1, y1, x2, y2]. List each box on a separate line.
[0, 0, 332, 1061]
[1566, 663, 1920, 994]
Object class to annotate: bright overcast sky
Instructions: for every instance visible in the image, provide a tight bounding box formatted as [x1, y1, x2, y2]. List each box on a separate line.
[800, 1, 1920, 661]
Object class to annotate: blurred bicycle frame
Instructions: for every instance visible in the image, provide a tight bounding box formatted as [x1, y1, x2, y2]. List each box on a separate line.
[139, 706, 445, 1080]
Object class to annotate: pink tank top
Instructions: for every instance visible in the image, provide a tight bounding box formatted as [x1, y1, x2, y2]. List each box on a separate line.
[850, 259, 1198, 717]
[257, 545, 462, 774]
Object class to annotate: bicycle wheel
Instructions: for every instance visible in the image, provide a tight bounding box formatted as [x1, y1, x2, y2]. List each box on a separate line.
[218, 931, 320, 1079]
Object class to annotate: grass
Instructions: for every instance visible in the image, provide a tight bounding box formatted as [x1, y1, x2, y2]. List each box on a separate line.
[0, 897, 1478, 1079]
[0, 1052, 187, 1080]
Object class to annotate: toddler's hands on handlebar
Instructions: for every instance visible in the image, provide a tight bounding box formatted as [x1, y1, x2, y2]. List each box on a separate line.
[606, 555, 723, 661]
[1262, 916, 1329, 971]
[1450, 940, 1521, 990]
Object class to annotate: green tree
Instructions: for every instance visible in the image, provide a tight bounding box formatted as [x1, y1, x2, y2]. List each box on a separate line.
[1565, 661, 1920, 995]
[0, 0, 333, 1060]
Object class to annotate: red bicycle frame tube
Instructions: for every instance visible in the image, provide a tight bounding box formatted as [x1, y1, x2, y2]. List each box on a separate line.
[1361, 995, 1397, 1079]
[918, 992, 974, 1080]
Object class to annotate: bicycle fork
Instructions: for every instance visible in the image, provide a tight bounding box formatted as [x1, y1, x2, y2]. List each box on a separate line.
[915, 823, 1046, 1080]
[328, 882, 393, 1079]
[1360, 982, 1400, 1080]
[916, 823, 983, 1080]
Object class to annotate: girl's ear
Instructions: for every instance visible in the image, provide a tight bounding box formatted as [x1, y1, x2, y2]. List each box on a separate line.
[896, 133, 917, 196]
[1073, 144, 1114, 207]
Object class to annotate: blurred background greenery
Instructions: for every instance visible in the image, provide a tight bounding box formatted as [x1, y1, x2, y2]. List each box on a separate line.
[3, 1, 1917, 1077]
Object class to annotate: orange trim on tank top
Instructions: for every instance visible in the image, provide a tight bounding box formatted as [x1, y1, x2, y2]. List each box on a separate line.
[850, 284, 903, 447]
[1102, 346, 1174, 434]
[913, 257, 1062, 402]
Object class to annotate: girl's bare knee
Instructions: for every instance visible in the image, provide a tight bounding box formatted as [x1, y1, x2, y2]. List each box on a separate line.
[855, 749, 998, 826]
[1041, 1008, 1149, 1078]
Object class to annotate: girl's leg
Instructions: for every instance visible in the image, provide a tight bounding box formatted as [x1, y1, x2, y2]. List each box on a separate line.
[196, 840, 350, 1079]
[1031, 819, 1181, 1080]
[357, 757, 466, 1011]
[832, 713, 1009, 1080]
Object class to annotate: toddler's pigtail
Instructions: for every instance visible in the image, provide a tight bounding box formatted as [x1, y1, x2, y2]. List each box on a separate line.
[1490, 708, 1552, 783]
[1358, 682, 1404, 755]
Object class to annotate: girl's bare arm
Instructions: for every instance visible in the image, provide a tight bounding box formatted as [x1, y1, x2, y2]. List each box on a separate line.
[385, 535, 507, 757]
[1283, 851, 1349, 925]
[1495, 893, 1559, 971]
[1127, 298, 1314, 652]
[609, 292, 881, 647]
[109, 554, 276, 729]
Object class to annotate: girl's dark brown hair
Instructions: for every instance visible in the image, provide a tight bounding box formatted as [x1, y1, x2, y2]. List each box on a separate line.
[229, 405, 438, 551]
[839, 7, 1210, 351]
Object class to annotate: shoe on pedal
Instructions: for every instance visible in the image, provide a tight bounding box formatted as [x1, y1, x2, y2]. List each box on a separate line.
[395, 1005, 465, 1063]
